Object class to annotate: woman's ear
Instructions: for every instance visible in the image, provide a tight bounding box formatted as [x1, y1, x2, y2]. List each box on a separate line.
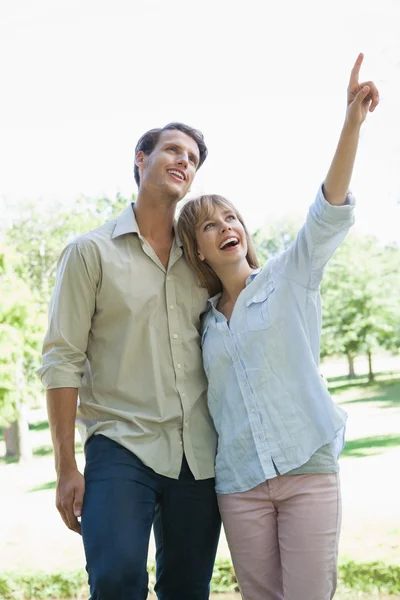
[197, 250, 206, 262]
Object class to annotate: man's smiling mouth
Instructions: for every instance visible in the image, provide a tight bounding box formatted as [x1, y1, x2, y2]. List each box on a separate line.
[167, 169, 186, 182]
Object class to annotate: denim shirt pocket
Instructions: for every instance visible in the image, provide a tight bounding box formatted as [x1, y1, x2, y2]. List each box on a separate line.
[245, 281, 275, 331]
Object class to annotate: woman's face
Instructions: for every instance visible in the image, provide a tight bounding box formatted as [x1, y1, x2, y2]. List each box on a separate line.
[195, 205, 248, 271]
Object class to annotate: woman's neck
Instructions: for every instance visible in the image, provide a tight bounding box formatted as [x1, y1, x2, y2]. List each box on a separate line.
[216, 261, 255, 304]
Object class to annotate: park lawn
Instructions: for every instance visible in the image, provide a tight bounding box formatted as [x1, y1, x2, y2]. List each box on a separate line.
[0, 366, 399, 576]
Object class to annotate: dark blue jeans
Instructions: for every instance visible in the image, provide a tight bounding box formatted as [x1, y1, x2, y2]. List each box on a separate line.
[81, 435, 221, 600]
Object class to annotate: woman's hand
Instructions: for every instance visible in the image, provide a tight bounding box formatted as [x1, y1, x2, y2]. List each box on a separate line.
[346, 53, 379, 128]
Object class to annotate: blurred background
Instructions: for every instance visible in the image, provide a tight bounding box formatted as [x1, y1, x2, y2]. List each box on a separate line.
[0, 0, 399, 598]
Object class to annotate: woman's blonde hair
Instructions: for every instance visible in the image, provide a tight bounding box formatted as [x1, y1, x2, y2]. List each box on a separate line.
[177, 194, 259, 297]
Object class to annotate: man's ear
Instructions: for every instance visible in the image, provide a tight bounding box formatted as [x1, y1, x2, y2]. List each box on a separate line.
[135, 151, 145, 172]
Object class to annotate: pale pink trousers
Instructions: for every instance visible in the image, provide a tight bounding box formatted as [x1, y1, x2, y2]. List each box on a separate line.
[217, 473, 341, 600]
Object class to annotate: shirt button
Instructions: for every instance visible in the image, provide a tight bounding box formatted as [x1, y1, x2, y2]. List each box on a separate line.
[180, 440, 183, 445]
[250, 408, 255, 413]
[170, 305, 175, 310]
[177, 363, 182, 369]
[184, 421, 188, 427]
[182, 393, 186, 397]
[173, 333, 178, 339]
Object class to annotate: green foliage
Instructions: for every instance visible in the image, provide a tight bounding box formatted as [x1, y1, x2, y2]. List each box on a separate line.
[320, 235, 400, 366]
[253, 217, 300, 266]
[0, 570, 88, 599]
[1, 560, 400, 598]
[0, 244, 42, 426]
[0, 194, 133, 429]
[6, 193, 133, 304]
[210, 558, 240, 592]
[339, 560, 400, 595]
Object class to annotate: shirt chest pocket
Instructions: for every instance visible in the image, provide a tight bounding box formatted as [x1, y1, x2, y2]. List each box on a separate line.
[245, 282, 275, 331]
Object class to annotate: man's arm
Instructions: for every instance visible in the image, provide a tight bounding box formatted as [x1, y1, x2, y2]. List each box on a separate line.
[37, 239, 99, 534]
[323, 52, 379, 206]
[47, 387, 84, 534]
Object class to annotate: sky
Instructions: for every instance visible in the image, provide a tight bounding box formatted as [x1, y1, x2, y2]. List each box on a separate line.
[0, 0, 399, 241]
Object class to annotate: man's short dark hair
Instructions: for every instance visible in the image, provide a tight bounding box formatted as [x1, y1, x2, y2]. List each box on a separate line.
[133, 122, 208, 187]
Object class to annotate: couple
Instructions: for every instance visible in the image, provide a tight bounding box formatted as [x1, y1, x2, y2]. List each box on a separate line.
[38, 54, 379, 600]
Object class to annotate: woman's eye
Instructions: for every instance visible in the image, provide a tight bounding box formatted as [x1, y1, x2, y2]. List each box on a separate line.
[226, 214, 236, 221]
[204, 222, 213, 231]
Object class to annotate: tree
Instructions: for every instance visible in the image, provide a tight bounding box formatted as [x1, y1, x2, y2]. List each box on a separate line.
[1, 193, 133, 459]
[253, 217, 300, 266]
[6, 193, 132, 304]
[0, 245, 42, 460]
[320, 235, 400, 380]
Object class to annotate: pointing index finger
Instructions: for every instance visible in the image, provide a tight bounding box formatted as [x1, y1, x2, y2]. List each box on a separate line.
[349, 52, 364, 88]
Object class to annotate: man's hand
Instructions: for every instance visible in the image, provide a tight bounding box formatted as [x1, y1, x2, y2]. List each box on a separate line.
[346, 53, 379, 127]
[56, 469, 85, 534]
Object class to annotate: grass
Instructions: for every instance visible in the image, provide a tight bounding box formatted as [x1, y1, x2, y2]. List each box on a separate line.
[29, 480, 57, 493]
[29, 420, 50, 433]
[1, 561, 400, 599]
[329, 374, 400, 410]
[342, 434, 400, 458]
[1, 559, 400, 599]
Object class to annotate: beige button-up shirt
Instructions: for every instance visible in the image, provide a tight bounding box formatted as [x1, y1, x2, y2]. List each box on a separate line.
[37, 204, 217, 479]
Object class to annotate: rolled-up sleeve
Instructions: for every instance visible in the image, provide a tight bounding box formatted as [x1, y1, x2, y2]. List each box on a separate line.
[36, 239, 99, 389]
[277, 184, 355, 289]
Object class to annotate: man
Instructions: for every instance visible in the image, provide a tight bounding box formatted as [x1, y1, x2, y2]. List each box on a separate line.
[37, 122, 221, 600]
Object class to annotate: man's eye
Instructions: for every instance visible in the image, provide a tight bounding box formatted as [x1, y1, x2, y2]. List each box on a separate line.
[204, 223, 213, 231]
[167, 146, 177, 151]
[226, 214, 236, 221]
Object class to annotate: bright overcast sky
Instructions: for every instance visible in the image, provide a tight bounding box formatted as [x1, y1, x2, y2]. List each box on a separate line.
[1, 0, 399, 241]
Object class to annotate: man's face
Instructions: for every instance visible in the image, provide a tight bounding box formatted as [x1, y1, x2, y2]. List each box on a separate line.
[136, 130, 200, 201]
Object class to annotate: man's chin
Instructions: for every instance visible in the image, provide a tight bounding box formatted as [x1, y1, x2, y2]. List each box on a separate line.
[165, 182, 189, 201]
[148, 179, 189, 201]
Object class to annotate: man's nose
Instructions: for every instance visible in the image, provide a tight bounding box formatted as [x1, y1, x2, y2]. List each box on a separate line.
[177, 154, 188, 168]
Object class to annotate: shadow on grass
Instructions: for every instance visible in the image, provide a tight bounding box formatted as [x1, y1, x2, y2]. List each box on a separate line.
[29, 420, 49, 432]
[33, 442, 83, 458]
[337, 378, 400, 409]
[29, 480, 57, 493]
[0, 420, 49, 442]
[0, 455, 19, 465]
[328, 370, 400, 390]
[33, 445, 55, 457]
[342, 434, 400, 458]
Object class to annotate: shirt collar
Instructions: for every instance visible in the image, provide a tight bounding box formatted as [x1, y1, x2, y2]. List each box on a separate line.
[207, 293, 222, 309]
[207, 268, 262, 308]
[112, 203, 182, 247]
[246, 268, 261, 283]
[112, 203, 139, 239]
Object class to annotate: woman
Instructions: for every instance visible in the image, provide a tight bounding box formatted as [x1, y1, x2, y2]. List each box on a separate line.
[177, 54, 379, 600]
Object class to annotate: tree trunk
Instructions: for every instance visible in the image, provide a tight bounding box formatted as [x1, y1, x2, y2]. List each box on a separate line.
[3, 357, 32, 462]
[367, 350, 374, 383]
[347, 353, 356, 379]
[3, 422, 19, 457]
[3, 410, 31, 462]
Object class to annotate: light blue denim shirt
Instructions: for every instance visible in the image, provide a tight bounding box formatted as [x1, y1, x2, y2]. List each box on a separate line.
[201, 186, 355, 494]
